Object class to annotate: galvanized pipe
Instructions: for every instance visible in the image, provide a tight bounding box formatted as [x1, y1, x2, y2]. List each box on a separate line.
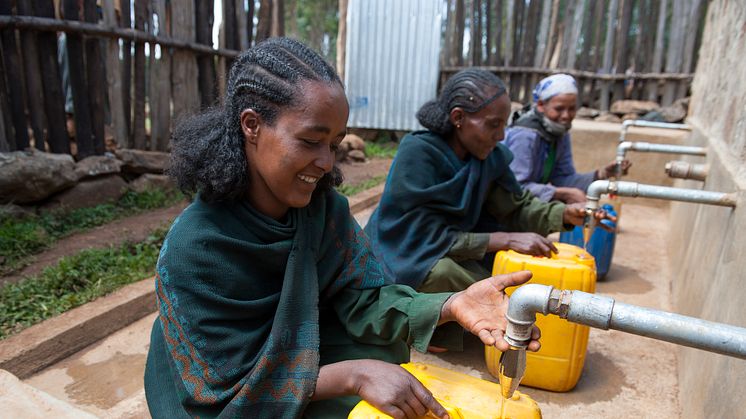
[616, 141, 707, 160]
[585, 180, 737, 212]
[665, 160, 709, 181]
[620, 120, 691, 143]
[505, 284, 746, 360]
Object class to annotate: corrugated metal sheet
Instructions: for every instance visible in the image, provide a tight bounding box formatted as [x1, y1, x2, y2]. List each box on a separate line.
[345, 0, 444, 131]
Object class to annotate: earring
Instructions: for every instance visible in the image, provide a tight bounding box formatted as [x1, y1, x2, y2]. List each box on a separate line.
[456, 124, 461, 129]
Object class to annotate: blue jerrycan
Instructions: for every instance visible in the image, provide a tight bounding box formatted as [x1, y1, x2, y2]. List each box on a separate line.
[559, 203, 617, 280]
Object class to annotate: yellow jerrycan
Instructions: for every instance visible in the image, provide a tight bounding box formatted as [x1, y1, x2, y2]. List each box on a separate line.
[348, 363, 542, 419]
[485, 243, 596, 392]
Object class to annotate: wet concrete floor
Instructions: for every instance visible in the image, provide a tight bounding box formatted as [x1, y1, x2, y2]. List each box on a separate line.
[23, 202, 680, 418]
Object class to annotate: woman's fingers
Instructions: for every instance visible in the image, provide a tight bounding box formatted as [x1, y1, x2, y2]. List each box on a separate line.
[412, 383, 448, 419]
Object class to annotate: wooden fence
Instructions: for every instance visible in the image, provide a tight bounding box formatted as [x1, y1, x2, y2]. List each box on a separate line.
[0, 0, 292, 157]
[441, 0, 707, 110]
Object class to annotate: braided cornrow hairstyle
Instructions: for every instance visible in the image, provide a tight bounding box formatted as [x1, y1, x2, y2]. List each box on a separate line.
[168, 37, 344, 203]
[416, 69, 507, 136]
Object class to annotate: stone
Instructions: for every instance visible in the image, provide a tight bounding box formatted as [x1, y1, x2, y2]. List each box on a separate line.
[74, 154, 122, 179]
[0, 204, 35, 220]
[576, 107, 601, 119]
[610, 100, 660, 115]
[594, 112, 622, 123]
[658, 103, 688, 123]
[41, 175, 127, 212]
[115, 149, 170, 174]
[640, 111, 666, 122]
[621, 112, 639, 121]
[347, 150, 367, 162]
[341, 134, 366, 151]
[128, 174, 176, 193]
[0, 150, 80, 204]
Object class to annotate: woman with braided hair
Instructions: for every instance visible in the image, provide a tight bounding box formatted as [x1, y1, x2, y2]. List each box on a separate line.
[144, 39, 540, 418]
[365, 69, 611, 293]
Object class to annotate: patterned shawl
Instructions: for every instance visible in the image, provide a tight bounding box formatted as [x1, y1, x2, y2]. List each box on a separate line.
[145, 190, 385, 418]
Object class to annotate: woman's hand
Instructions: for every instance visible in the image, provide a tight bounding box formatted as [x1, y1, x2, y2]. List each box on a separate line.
[350, 360, 449, 419]
[598, 159, 632, 179]
[488, 232, 557, 257]
[553, 186, 587, 204]
[439, 271, 541, 352]
[562, 203, 616, 230]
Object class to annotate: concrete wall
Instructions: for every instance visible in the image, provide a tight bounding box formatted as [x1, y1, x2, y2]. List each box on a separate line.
[668, 2, 746, 417]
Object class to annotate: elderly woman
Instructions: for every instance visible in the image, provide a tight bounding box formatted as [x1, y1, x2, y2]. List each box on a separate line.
[504, 74, 630, 204]
[365, 70, 612, 294]
[144, 39, 541, 419]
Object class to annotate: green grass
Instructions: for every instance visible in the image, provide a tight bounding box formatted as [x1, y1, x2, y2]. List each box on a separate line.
[0, 228, 166, 339]
[336, 175, 387, 197]
[364, 140, 398, 159]
[0, 188, 184, 275]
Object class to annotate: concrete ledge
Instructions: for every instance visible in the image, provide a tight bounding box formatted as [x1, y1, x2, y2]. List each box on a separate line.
[0, 369, 97, 418]
[347, 183, 385, 214]
[0, 278, 156, 379]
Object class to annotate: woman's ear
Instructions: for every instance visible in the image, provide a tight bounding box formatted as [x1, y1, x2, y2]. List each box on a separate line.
[535, 99, 546, 114]
[240, 109, 261, 145]
[449, 107, 465, 129]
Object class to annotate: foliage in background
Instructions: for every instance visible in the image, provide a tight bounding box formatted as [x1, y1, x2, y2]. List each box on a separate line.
[284, 0, 339, 63]
[0, 188, 184, 275]
[0, 228, 167, 339]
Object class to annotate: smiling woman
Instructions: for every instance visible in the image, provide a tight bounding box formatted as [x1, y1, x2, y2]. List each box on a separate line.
[144, 38, 540, 419]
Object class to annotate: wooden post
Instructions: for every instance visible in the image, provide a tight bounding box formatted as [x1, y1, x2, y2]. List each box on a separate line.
[271, 0, 284, 37]
[0, 43, 13, 151]
[520, 0, 540, 101]
[256, 0, 271, 43]
[493, 0, 502, 65]
[599, 0, 618, 111]
[62, 0, 95, 158]
[566, 0, 586, 69]
[678, 0, 704, 98]
[542, 0, 560, 68]
[533, 0, 551, 70]
[132, 0, 148, 149]
[121, 0, 132, 145]
[576, 0, 598, 105]
[662, 0, 685, 105]
[509, 0, 524, 99]
[83, 0, 106, 154]
[558, 0, 576, 68]
[454, 0, 465, 66]
[171, 0, 199, 121]
[196, 0, 217, 107]
[102, 0, 128, 151]
[223, 0, 237, 74]
[236, 0, 248, 51]
[470, 0, 481, 66]
[0, 2, 29, 150]
[646, 0, 666, 102]
[150, 0, 171, 151]
[16, 1, 47, 150]
[246, 0, 255, 46]
[612, 0, 633, 102]
[336, 0, 347, 81]
[504, 0, 513, 67]
[485, 0, 492, 65]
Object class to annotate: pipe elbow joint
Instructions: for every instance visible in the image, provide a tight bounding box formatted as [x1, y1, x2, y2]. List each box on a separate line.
[505, 284, 554, 346]
[586, 180, 611, 205]
[616, 141, 633, 159]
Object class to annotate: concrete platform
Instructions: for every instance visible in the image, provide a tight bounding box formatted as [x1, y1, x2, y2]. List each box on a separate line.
[15, 202, 681, 418]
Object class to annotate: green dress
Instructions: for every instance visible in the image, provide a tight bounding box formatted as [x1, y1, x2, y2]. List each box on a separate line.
[144, 190, 462, 418]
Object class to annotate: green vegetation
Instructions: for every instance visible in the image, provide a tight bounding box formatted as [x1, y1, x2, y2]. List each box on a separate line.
[0, 188, 184, 275]
[364, 140, 398, 159]
[0, 228, 166, 339]
[336, 175, 387, 197]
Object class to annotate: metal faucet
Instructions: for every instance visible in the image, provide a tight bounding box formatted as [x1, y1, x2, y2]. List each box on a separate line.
[614, 141, 707, 179]
[582, 180, 737, 242]
[498, 284, 746, 399]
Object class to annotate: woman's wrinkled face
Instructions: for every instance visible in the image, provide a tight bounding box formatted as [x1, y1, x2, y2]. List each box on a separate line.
[537, 93, 577, 127]
[242, 80, 349, 219]
[451, 91, 511, 160]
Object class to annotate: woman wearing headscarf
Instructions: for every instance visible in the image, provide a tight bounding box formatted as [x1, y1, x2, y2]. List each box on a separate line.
[365, 69, 611, 293]
[504, 74, 631, 204]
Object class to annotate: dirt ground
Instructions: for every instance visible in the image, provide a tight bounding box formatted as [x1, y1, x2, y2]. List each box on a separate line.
[1, 157, 393, 288]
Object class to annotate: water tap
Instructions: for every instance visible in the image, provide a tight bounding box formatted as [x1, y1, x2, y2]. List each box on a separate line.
[497, 346, 526, 399]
